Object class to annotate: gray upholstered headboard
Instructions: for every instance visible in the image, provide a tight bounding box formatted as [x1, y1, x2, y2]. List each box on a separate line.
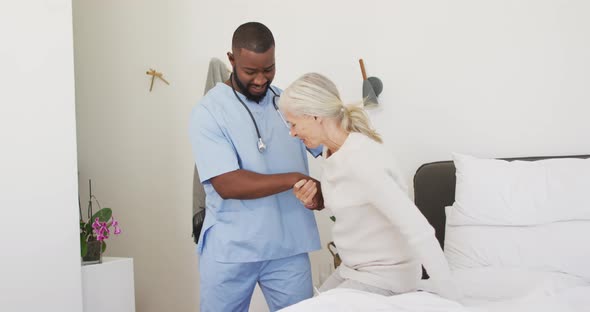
[413, 154, 590, 249]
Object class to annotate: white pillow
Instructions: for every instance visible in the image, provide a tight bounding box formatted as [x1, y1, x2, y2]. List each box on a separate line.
[444, 219, 590, 278]
[447, 153, 590, 226]
[444, 154, 590, 280]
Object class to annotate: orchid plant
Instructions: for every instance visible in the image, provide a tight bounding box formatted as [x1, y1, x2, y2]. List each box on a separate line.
[80, 208, 121, 257]
[79, 180, 121, 258]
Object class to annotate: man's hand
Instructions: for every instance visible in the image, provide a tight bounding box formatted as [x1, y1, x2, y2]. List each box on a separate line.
[293, 179, 324, 210]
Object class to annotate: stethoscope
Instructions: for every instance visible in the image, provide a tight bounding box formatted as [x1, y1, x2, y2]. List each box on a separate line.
[230, 74, 290, 153]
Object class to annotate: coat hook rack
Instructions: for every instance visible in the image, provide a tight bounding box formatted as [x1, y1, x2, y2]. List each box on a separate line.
[146, 68, 170, 92]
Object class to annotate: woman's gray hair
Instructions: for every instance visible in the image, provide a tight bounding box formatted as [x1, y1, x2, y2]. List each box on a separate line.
[279, 72, 382, 143]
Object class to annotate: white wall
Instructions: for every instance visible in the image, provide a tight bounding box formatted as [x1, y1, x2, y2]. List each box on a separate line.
[1, 1, 83, 312]
[73, 1, 200, 311]
[73, 1, 590, 311]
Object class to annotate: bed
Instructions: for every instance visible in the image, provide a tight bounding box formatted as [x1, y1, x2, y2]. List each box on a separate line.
[280, 153, 590, 312]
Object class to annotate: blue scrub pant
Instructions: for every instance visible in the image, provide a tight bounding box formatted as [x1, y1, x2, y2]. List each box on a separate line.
[199, 246, 313, 312]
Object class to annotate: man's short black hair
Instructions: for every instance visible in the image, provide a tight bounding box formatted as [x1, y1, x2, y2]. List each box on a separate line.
[232, 22, 275, 54]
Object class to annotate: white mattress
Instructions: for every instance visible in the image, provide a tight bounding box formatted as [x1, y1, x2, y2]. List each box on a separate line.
[279, 269, 590, 312]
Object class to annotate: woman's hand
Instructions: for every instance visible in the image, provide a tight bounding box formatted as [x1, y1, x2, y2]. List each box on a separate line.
[294, 179, 323, 210]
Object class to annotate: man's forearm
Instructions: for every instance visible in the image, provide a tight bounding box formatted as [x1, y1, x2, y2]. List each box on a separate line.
[210, 169, 307, 200]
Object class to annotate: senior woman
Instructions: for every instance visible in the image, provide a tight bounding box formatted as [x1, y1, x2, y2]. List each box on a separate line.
[278, 73, 460, 299]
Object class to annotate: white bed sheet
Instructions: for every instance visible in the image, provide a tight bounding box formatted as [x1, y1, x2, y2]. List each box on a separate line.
[469, 286, 590, 312]
[452, 267, 589, 303]
[279, 269, 590, 312]
[279, 288, 466, 312]
[279, 286, 590, 312]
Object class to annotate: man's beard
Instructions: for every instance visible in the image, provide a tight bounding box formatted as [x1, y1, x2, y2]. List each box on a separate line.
[233, 68, 271, 103]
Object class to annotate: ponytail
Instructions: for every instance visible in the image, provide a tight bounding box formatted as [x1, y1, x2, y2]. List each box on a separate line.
[340, 105, 382, 143]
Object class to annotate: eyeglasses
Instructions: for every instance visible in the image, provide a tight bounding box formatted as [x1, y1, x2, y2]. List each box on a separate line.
[272, 94, 291, 130]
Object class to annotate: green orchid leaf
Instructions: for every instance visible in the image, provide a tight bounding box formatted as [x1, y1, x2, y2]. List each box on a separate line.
[85, 221, 93, 234]
[92, 208, 112, 223]
[80, 236, 88, 257]
[101, 241, 107, 253]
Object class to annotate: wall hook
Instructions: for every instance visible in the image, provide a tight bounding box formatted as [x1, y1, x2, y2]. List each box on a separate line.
[146, 68, 170, 92]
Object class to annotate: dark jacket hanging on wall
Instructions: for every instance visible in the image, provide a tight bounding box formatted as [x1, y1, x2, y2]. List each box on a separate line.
[192, 58, 230, 244]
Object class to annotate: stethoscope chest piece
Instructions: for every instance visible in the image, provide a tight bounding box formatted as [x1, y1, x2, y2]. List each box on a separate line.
[257, 138, 267, 153]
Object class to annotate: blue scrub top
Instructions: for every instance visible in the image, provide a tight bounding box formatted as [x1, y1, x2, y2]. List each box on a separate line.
[189, 83, 321, 263]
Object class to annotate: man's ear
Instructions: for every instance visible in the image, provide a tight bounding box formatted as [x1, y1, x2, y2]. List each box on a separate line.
[227, 52, 235, 67]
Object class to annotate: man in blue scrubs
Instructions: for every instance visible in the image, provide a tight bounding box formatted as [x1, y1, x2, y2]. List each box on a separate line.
[189, 22, 323, 312]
